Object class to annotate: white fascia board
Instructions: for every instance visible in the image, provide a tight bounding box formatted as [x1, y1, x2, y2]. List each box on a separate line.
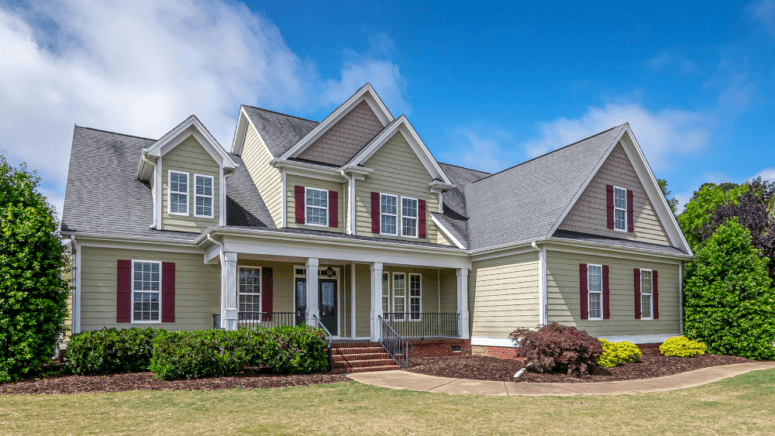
[147, 115, 237, 169]
[543, 239, 691, 263]
[64, 232, 202, 253]
[431, 215, 466, 249]
[279, 84, 394, 161]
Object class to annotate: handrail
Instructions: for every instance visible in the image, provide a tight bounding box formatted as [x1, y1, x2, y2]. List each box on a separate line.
[378, 315, 411, 369]
[312, 314, 334, 372]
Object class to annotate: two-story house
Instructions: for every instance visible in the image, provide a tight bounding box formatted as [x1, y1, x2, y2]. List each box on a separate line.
[61, 84, 693, 369]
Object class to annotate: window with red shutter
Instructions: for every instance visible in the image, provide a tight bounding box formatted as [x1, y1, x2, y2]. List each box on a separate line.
[579, 264, 588, 319]
[117, 260, 131, 322]
[262, 267, 273, 322]
[634, 268, 642, 319]
[653, 270, 659, 319]
[328, 191, 338, 228]
[606, 185, 614, 229]
[371, 192, 380, 233]
[294, 186, 305, 224]
[602, 265, 610, 319]
[161, 262, 175, 323]
[418, 200, 426, 238]
[627, 190, 634, 233]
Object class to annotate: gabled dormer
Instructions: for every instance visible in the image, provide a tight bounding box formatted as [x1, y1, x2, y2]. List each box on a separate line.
[138, 115, 237, 233]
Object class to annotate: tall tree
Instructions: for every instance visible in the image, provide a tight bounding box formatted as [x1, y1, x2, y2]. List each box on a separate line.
[657, 178, 679, 214]
[0, 157, 69, 382]
[677, 183, 747, 253]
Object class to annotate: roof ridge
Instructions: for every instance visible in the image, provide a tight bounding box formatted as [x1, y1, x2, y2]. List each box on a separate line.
[241, 105, 319, 124]
[75, 125, 157, 141]
[437, 161, 492, 175]
[471, 124, 624, 184]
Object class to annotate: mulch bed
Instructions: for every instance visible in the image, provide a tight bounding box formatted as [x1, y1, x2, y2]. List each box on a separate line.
[0, 364, 348, 396]
[409, 353, 754, 383]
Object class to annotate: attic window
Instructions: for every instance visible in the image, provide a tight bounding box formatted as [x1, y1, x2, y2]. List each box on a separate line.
[168, 171, 189, 216]
[613, 187, 627, 231]
[194, 175, 214, 218]
[305, 187, 328, 227]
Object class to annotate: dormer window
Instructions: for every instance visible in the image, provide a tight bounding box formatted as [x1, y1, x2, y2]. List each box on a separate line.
[380, 194, 398, 235]
[401, 197, 418, 238]
[614, 186, 627, 231]
[194, 174, 214, 218]
[168, 171, 189, 215]
[305, 187, 328, 227]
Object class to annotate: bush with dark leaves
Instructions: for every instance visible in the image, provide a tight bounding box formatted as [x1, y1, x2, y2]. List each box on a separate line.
[509, 323, 603, 376]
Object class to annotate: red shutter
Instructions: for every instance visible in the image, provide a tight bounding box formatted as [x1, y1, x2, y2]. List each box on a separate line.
[162, 262, 175, 323]
[634, 268, 641, 319]
[371, 192, 380, 233]
[117, 260, 131, 322]
[295, 186, 305, 224]
[606, 185, 614, 229]
[329, 191, 338, 228]
[627, 189, 634, 233]
[262, 267, 273, 322]
[603, 265, 610, 319]
[653, 270, 659, 319]
[579, 264, 588, 320]
[418, 200, 427, 238]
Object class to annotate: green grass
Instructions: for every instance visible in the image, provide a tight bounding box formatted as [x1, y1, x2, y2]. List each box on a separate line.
[2, 369, 775, 435]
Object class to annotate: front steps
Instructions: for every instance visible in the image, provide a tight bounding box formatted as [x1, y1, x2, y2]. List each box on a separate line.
[331, 341, 400, 374]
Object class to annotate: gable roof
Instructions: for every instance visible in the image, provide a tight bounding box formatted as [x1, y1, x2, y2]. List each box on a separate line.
[433, 162, 492, 249]
[146, 115, 236, 168]
[239, 105, 318, 157]
[465, 125, 626, 251]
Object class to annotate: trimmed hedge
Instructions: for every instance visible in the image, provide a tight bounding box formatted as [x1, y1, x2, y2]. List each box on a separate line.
[65, 328, 159, 375]
[150, 325, 328, 380]
[598, 339, 641, 368]
[510, 323, 603, 376]
[660, 336, 707, 357]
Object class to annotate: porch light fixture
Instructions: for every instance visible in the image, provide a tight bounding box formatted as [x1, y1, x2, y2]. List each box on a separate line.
[325, 266, 335, 278]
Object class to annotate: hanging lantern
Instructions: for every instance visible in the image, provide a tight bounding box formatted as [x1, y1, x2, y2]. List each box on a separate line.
[326, 266, 335, 277]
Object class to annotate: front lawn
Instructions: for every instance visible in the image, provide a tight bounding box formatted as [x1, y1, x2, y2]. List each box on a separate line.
[2, 369, 775, 435]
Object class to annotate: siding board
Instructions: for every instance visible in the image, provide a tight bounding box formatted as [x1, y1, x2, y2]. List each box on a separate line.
[242, 125, 282, 227]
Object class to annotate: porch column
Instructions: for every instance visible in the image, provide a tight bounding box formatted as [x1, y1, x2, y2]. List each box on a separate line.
[221, 252, 238, 330]
[456, 268, 470, 339]
[369, 262, 383, 342]
[306, 258, 319, 325]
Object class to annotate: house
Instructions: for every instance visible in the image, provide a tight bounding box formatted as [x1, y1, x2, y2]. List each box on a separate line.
[61, 84, 693, 367]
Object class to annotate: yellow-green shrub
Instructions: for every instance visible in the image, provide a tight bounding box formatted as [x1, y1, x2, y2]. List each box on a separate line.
[660, 336, 707, 357]
[597, 339, 642, 368]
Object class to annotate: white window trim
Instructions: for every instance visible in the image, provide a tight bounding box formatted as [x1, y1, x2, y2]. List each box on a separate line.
[131, 260, 162, 324]
[640, 268, 654, 320]
[587, 263, 603, 321]
[382, 272, 390, 314]
[193, 174, 214, 219]
[613, 186, 627, 232]
[238, 266, 262, 322]
[408, 273, 422, 321]
[168, 171, 189, 216]
[304, 187, 329, 227]
[392, 272, 406, 320]
[380, 193, 399, 236]
[400, 196, 419, 239]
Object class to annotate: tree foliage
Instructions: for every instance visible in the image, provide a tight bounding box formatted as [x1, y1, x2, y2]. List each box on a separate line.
[657, 178, 679, 214]
[0, 156, 70, 382]
[683, 221, 775, 360]
[677, 182, 747, 253]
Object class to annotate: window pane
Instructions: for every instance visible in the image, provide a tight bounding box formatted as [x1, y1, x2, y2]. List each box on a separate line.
[307, 206, 327, 225]
[382, 273, 389, 313]
[306, 189, 327, 208]
[381, 195, 397, 215]
[410, 275, 421, 296]
[615, 209, 626, 230]
[402, 217, 416, 236]
[402, 198, 417, 218]
[196, 196, 212, 216]
[641, 294, 651, 318]
[588, 265, 602, 292]
[641, 270, 652, 294]
[614, 188, 626, 209]
[381, 215, 397, 234]
[394, 298, 405, 313]
[196, 176, 212, 196]
[393, 274, 405, 296]
[589, 293, 602, 319]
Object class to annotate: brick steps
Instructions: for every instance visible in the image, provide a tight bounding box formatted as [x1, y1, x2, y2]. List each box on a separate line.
[330, 341, 399, 374]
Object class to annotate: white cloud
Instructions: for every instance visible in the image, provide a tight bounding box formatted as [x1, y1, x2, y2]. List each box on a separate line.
[440, 127, 513, 173]
[0, 0, 408, 218]
[648, 52, 698, 74]
[522, 102, 714, 171]
[753, 167, 775, 181]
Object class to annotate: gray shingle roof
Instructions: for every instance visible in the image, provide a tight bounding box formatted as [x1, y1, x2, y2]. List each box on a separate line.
[465, 125, 626, 251]
[225, 153, 275, 228]
[434, 163, 492, 248]
[552, 230, 689, 256]
[241, 105, 318, 158]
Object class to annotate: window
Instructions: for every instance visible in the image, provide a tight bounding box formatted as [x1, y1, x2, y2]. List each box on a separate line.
[132, 261, 160, 323]
[238, 267, 262, 313]
[614, 186, 627, 231]
[641, 269, 653, 319]
[409, 274, 422, 320]
[587, 264, 603, 320]
[393, 273, 406, 320]
[305, 187, 328, 226]
[194, 175, 214, 218]
[380, 194, 398, 235]
[401, 197, 418, 237]
[168, 171, 188, 215]
[382, 272, 390, 313]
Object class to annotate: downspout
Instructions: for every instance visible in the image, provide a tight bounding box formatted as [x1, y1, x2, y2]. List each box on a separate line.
[141, 151, 157, 229]
[531, 242, 547, 326]
[207, 233, 225, 265]
[70, 235, 78, 335]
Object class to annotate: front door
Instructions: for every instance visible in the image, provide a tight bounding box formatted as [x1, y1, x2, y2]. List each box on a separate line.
[319, 279, 338, 335]
[295, 278, 306, 326]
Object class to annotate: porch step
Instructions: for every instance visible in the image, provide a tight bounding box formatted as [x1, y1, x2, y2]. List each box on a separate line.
[333, 365, 399, 375]
[333, 347, 386, 356]
[333, 358, 397, 369]
[332, 353, 388, 362]
[328, 340, 401, 374]
[331, 341, 382, 348]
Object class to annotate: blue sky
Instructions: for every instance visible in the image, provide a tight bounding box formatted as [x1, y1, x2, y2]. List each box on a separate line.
[1, 0, 774, 217]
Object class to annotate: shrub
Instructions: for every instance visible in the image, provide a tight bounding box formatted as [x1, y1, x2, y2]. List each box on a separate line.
[684, 221, 775, 360]
[0, 157, 70, 382]
[509, 323, 602, 376]
[597, 339, 641, 368]
[660, 336, 707, 357]
[64, 328, 159, 375]
[245, 325, 328, 374]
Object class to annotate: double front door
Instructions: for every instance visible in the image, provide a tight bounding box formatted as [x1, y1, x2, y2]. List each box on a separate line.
[294, 277, 338, 335]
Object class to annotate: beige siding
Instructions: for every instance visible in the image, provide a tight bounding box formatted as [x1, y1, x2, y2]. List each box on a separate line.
[285, 174, 345, 233]
[297, 101, 383, 166]
[437, 226, 455, 246]
[242, 124, 282, 227]
[546, 249, 681, 337]
[558, 143, 670, 245]
[236, 260, 295, 313]
[439, 269, 458, 314]
[354, 132, 442, 242]
[355, 264, 372, 337]
[161, 135, 220, 232]
[79, 246, 220, 331]
[469, 252, 540, 339]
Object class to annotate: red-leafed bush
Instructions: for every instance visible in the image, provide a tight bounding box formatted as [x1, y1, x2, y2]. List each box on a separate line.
[509, 323, 603, 376]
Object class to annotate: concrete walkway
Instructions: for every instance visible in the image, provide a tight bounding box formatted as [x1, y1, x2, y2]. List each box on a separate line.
[347, 361, 775, 396]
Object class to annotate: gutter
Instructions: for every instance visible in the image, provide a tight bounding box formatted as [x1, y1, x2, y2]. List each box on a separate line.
[531, 242, 548, 326]
[140, 150, 157, 229]
[207, 233, 225, 264]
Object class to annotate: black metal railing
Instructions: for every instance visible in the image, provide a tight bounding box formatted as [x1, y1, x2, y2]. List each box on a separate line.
[379, 315, 412, 368]
[312, 314, 333, 372]
[382, 312, 460, 339]
[237, 311, 305, 330]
